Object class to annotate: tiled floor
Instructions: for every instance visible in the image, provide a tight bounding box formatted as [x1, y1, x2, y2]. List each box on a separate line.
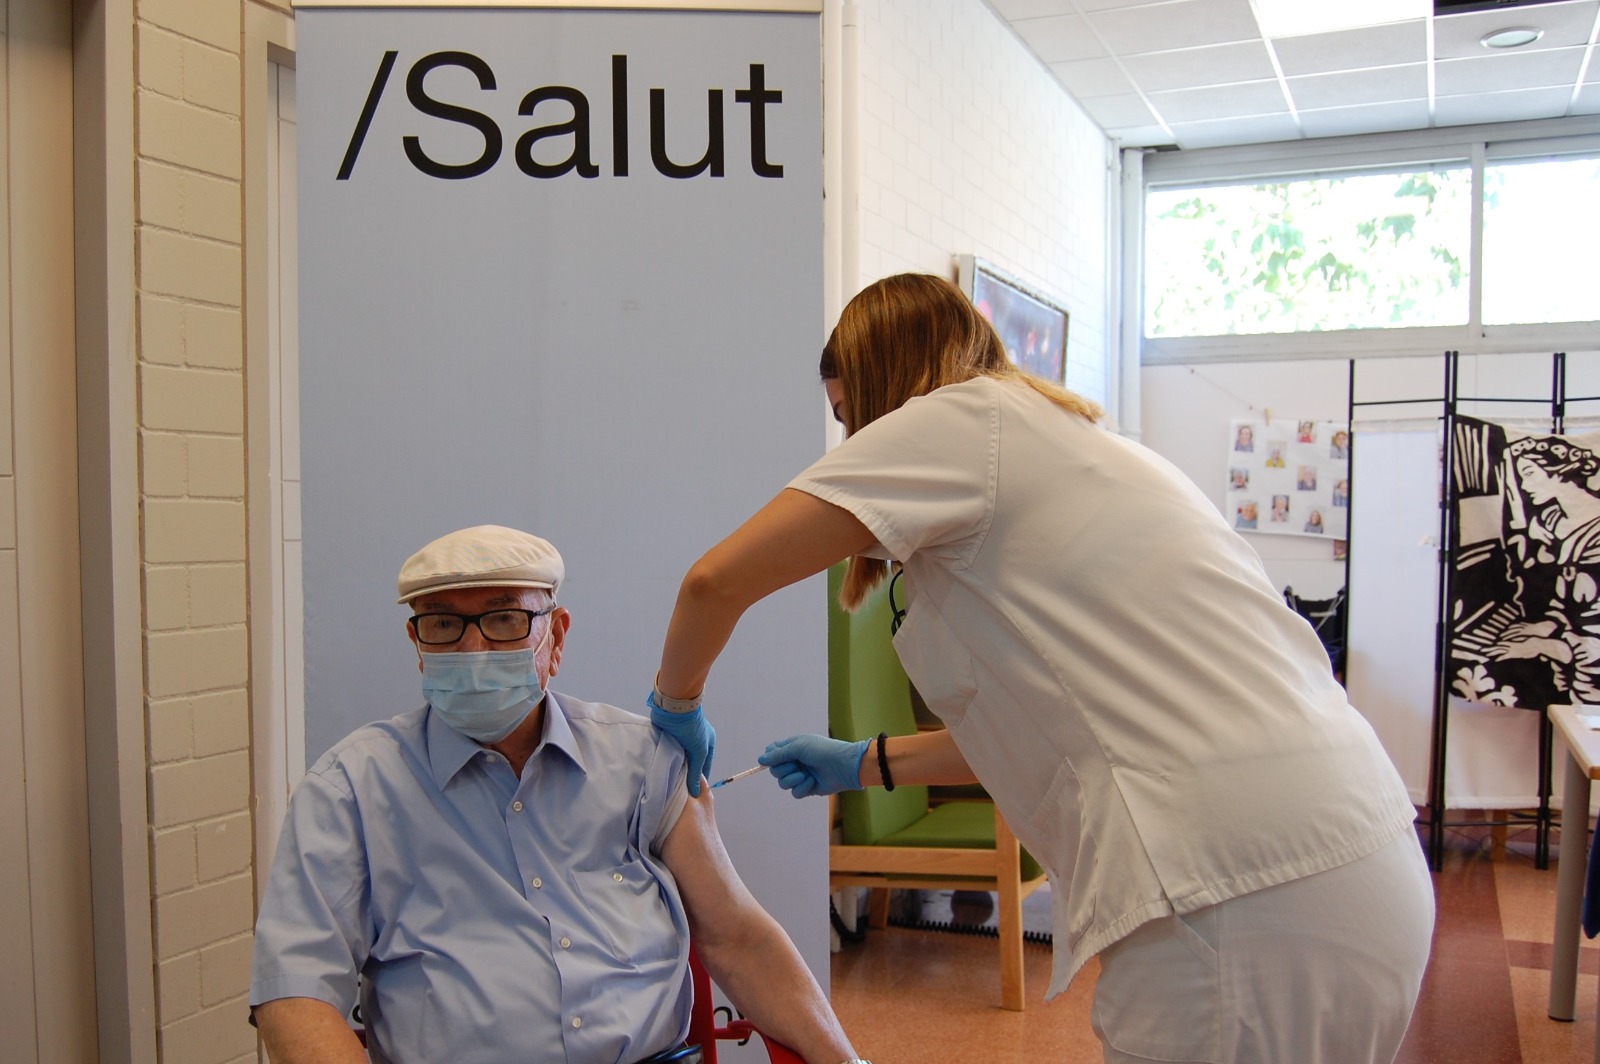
[828, 819, 1600, 1063]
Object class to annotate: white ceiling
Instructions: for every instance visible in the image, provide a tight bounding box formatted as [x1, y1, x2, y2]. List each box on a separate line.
[991, 0, 1600, 149]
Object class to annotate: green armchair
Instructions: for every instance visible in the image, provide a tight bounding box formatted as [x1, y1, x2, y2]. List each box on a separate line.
[825, 565, 1045, 1011]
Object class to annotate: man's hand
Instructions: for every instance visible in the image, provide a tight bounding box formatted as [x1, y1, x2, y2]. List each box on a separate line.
[759, 734, 869, 798]
[649, 691, 716, 796]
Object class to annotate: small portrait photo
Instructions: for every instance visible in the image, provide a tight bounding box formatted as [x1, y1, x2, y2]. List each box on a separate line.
[1296, 465, 1318, 491]
[1229, 467, 1250, 491]
[1234, 424, 1255, 453]
[1330, 429, 1350, 460]
[1332, 539, 1348, 560]
[1297, 420, 1316, 444]
[1236, 500, 1259, 530]
[1270, 494, 1290, 523]
[1304, 509, 1325, 534]
[1332, 478, 1350, 507]
[1265, 444, 1287, 469]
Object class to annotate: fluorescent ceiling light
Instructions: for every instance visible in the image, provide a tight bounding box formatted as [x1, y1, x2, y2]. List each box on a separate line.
[1254, 0, 1430, 38]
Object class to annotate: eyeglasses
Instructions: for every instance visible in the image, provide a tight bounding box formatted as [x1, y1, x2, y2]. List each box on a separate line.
[409, 606, 554, 646]
[888, 569, 906, 635]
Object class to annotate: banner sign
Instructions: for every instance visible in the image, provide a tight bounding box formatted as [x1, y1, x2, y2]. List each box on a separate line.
[296, 4, 826, 995]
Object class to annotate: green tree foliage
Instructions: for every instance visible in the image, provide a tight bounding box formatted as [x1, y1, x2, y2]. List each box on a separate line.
[1145, 169, 1472, 337]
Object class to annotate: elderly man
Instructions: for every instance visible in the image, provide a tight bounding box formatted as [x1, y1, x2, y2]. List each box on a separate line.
[250, 525, 862, 1064]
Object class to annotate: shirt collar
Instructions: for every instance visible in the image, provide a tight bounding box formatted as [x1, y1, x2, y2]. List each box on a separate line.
[425, 691, 588, 789]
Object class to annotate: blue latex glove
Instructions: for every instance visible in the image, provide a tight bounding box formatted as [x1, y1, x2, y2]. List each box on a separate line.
[758, 734, 870, 799]
[648, 693, 716, 797]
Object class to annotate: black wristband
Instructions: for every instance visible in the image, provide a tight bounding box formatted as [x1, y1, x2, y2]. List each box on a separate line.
[876, 731, 895, 791]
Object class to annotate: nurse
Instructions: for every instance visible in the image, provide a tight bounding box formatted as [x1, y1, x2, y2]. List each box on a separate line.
[648, 273, 1433, 1064]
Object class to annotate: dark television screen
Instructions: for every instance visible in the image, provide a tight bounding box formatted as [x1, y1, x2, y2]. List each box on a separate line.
[964, 259, 1069, 384]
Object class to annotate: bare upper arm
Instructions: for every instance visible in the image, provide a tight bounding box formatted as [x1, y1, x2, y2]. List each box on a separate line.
[658, 789, 765, 951]
[690, 488, 878, 608]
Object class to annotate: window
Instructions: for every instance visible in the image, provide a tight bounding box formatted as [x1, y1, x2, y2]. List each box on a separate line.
[1482, 155, 1600, 326]
[1135, 126, 1600, 364]
[1144, 167, 1471, 338]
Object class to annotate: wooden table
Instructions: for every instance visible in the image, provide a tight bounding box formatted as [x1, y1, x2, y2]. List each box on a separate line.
[1548, 704, 1600, 1060]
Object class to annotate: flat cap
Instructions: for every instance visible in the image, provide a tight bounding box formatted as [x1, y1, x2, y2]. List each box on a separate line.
[397, 525, 564, 603]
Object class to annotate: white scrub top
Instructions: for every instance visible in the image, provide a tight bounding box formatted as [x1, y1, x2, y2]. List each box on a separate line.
[789, 376, 1416, 998]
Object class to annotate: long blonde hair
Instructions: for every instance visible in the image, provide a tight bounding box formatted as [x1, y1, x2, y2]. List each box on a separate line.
[822, 273, 1103, 610]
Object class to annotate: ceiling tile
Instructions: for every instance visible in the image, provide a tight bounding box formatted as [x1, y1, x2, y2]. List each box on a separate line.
[1120, 40, 1278, 92]
[990, 0, 1598, 147]
[1433, 85, 1574, 126]
[991, 0, 1078, 18]
[1106, 123, 1179, 147]
[1087, 0, 1262, 56]
[1170, 112, 1303, 149]
[1051, 57, 1137, 99]
[1076, 0, 1181, 11]
[1081, 93, 1161, 127]
[1434, 47, 1589, 95]
[1075, 0, 1177, 9]
[1287, 65, 1429, 111]
[1011, 13, 1109, 63]
[1432, 0, 1600, 59]
[1147, 79, 1289, 124]
[1297, 99, 1433, 139]
[1269, 21, 1429, 77]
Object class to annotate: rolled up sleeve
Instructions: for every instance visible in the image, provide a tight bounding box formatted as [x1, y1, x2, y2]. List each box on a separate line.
[250, 767, 372, 1017]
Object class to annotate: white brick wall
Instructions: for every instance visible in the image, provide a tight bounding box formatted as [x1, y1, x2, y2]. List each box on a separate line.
[855, 0, 1113, 403]
[139, 94, 243, 179]
[134, 1, 252, 1059]
[141, 294, 243, 368]
[139, 160, 244, 244]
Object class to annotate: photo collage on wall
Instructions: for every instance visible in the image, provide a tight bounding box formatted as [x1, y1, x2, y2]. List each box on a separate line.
[1226, 417, 1350, 544]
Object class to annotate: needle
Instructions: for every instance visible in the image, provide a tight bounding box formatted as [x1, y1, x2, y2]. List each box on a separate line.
[710, 764, 764, 789]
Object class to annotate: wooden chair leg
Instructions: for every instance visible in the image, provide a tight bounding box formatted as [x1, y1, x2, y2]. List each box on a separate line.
[867, 887, 891, 930]
[996, 811, 1025, 1011]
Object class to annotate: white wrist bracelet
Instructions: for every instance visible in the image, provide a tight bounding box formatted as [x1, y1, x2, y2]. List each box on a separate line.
[651, 685, 702, 713]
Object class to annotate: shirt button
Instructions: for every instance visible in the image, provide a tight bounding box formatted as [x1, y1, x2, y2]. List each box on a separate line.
[512, 801, 523, 812]
[571, 1017, 583, 1030]
[612, 872, 624, 882]
[560, 936, 572, 949]
[485, 754, 498, 763]
[531, 877, 542, 889]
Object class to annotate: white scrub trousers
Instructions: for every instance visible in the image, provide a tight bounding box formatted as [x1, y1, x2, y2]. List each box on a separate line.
[1091, 831, 1435, 1064]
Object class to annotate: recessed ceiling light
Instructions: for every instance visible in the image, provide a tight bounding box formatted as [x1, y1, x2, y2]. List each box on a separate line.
[1480, 26, 1544, 49]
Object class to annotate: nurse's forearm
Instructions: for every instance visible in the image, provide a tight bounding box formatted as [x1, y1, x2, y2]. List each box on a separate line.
[657, 489, 877, 701]
[858, 727, 978, 787]
[657, 562, 748, 700]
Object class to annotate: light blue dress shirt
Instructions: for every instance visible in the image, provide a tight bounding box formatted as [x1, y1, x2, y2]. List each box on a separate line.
[250, 691, 693, 1064]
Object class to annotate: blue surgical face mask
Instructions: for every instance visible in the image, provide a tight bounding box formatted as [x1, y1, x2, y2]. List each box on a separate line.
[420, 627, 551, 743]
